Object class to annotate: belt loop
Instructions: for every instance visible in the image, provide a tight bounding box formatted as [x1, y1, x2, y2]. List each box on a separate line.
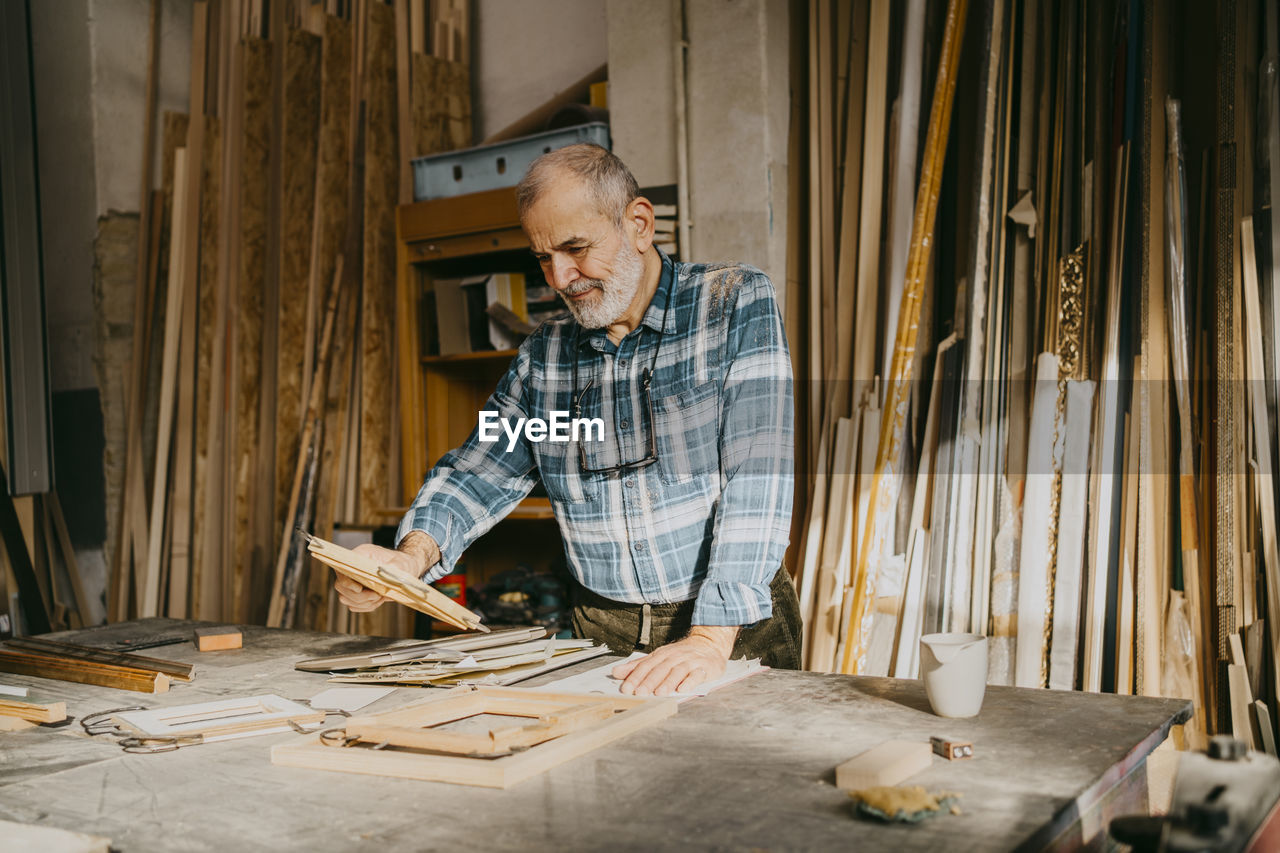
[639, 603, 652, 647]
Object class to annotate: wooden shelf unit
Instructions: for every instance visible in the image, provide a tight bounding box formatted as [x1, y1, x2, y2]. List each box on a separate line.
[395, 187, 560, 583]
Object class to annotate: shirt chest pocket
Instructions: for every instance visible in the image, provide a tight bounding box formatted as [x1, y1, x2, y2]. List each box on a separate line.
[536, 439, 599, 503]
[651, 380, 721, 485]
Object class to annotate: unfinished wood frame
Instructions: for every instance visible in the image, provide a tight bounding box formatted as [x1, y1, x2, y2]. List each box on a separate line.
[110, 694, 322, 740]
[272, 686, 677, 789]
[304, 533, 483, 631]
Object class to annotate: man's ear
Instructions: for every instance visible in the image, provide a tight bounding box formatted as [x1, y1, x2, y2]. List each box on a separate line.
[627, 196, 656, 253]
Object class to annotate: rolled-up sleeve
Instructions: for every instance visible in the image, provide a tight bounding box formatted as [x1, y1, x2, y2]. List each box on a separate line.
[691, 272, 794, 626]
[396, 343, 540, 582]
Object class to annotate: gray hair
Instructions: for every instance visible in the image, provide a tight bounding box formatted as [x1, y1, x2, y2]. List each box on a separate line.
[516, 143, 640, 225]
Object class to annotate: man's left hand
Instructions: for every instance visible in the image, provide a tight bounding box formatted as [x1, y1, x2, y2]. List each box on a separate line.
[611, 625, 739, 697]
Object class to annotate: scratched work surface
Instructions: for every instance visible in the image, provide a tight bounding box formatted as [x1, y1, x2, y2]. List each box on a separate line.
[0, 619, 1189, 852]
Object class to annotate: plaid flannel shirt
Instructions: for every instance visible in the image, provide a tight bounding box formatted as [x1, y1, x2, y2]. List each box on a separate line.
[397, 251, 794, 626]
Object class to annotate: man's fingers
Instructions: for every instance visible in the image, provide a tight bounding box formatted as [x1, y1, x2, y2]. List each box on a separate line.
[611, 659, 640, 680]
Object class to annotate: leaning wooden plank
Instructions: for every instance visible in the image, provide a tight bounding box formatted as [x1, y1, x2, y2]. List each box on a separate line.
[1083, 144, 1131, 693]
[359, 0, 399, 525]
[810, 418, 855, 672]
[302, 15, 353, 548]
[394, 0, 412, 203]
[268, 257, 344, 627]
[111, 0, 162, 625]
[880, 0, 926, 382]
[4, 637, 194, 682]
[308, 281, 357, 631]
[1240, 217, 1280, 712]
[1227, 663, 1256, 749]
[796, 429, 830, 667]
[829, 0, 868, 427]
[46, 493, 92, 628]
[140, 147, 190, 618]
[1048, 379, 1096, 691]
[192, 115, 223, 622]
[1163, 96, 1207, 743]
[231, 37, 273, 624]
[1016, 352, 1062, 689]
[841, 0, 969, 674]
[275, 28, 323, 560]
[1116, 410, 1139, 697]
[0, 650, 170, 694]
[849, 0, 890, 394]
[1212, 1, 1240, 734]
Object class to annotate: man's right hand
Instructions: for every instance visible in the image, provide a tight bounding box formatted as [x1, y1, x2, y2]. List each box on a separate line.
[333, 531, 441, 613]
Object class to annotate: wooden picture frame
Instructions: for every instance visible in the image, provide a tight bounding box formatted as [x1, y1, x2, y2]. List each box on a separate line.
[110, 694, 324, 741]
[272, 686, 677, 788]
[302, 532, 485, 631]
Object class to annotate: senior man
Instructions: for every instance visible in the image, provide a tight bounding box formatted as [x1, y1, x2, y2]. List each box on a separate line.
[336, 143, 800, 696]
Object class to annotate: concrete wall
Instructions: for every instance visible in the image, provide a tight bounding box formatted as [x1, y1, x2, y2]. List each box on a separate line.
[473, 0, 608, 142]
[29, 0, 191, 394]
[607, 0, 790, 304]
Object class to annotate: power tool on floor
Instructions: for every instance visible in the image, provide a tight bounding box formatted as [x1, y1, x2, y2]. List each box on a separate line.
[1109, 736, 1280, 852]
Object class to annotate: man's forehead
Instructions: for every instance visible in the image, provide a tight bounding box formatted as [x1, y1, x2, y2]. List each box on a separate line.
[524, 182, 613, 249]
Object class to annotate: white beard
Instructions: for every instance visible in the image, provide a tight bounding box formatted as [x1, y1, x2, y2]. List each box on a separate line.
[559, 242, 646, 329]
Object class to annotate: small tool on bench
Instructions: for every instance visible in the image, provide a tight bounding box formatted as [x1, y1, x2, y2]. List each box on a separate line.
[930, 736, 973, 760]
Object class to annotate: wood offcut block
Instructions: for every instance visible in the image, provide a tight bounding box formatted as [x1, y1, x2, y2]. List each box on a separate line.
[835, 740, 933, 791]
[194, 627, 242, 652]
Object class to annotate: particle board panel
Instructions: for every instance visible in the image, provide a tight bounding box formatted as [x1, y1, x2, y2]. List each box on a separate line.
[233, 37, 273, 624]
[306, 14, 353, 429]
[192, 115, 223, 622]
[359, 0, 398, 525]
[275, 29, 323, 559]
[432, 56, 472, 153]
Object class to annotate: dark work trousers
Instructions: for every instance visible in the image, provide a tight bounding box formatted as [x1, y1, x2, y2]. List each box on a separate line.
[569, 566, 803, 669]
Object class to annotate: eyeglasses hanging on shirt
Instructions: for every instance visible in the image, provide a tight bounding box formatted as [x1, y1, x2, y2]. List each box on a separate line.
[570, 296, 672, 475]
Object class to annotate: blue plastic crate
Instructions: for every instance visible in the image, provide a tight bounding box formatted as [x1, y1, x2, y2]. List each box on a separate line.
[411, 122, 611, 201]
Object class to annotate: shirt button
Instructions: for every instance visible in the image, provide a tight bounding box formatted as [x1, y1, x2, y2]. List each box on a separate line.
[625, 478, 636, 489]
[618, 361, 628, 370]
[620, 419, 629, 430]
[634, 541, 646, 552]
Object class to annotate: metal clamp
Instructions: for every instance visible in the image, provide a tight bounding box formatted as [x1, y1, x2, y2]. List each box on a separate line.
[80, 707, 146, 737]
[119, 734, 204, 754]
[319, 727, 358, 748]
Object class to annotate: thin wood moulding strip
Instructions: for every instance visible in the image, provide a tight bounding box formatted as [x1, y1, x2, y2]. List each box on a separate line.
[4, 637, 194, 682]
[0, 650, 171, 694]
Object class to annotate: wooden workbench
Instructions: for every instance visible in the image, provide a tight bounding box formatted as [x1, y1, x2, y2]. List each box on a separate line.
[0, 619, 1190, 851]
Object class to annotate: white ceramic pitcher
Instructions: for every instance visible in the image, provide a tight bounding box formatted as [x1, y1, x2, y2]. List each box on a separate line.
[919, 632, 988, 718]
